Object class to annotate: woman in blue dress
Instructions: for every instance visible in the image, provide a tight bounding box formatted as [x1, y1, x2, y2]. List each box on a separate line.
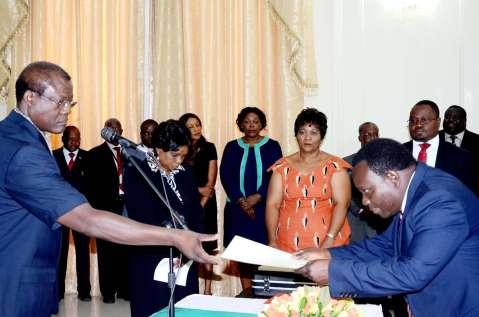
[220, 107, 282, 293]
[124, 120, 203, 317]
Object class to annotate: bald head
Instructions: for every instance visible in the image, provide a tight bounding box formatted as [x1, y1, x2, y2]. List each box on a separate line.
[15, 61, 71, 105]
[104, 118, 123, 145]
[358, 122, 379, 147]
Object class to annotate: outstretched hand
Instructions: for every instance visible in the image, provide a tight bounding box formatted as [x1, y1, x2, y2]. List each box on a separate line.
[296, 259, 330, 285]
[174, 230, 221, 265]
[295, 247, 331, 262]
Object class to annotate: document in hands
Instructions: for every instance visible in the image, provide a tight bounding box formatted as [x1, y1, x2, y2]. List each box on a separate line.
[221, 236, 307, 269]
[154, 258, 193, 286]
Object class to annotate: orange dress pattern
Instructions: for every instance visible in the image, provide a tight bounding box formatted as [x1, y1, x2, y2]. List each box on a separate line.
[271, 156, 351, 252]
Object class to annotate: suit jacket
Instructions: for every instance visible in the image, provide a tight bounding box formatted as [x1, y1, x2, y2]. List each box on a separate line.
[0, 111, 86, 316]
[403, 139, 477, 193]
[328, 163, 479, 316]
[86, 142, 122, 213]
[439, 129, 479, 155]
[53, 148, 89, 195]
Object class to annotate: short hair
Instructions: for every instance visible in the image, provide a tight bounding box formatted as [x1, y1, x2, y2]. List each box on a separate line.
[353, 138, 416, 176]
[358, 122, 378, 134]
[61, 125, 80, 143]
[446, 105, 467, 119]
[236, 107, 267, 132]
[179, 113, 202, 127]
[152, 119, 191, 152]
[414, 100, 440, 118]
[294, 107, 327, 138]
[140, 119, 158, 131]
[104, 118, 122, 128]
[15, 61, 71, 104]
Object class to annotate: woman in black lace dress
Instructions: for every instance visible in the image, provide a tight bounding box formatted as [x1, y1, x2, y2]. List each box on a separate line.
[124, 120, 203, 317]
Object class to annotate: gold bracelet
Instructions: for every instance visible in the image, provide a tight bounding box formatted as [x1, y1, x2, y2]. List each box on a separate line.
[326, 232, 336, 239]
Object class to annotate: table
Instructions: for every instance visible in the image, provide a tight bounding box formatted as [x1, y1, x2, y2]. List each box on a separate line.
[152, 294, 383, 317]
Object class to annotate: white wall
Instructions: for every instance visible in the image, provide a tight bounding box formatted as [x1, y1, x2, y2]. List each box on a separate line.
[306, 0, 479, 157]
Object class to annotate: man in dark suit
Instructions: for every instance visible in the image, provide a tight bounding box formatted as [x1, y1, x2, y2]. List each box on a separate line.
[439, 105, 479, 155]
[297, 138, 479, 316]
[344, 122, 389, 243]
[0, 61, 217, 317]
[87, 118, 129, 303]
[53, 126, 91, 301]
[403, 100, 476, 193]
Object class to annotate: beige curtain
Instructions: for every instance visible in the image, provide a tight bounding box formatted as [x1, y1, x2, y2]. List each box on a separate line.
[3, 0, 317, 298]
[6, 0, 144, 150]
[149, 0, 317, 296]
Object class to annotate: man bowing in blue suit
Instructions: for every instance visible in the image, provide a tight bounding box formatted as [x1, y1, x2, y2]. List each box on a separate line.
[0, 61, 218, 317]
[297, 138, 479, 317]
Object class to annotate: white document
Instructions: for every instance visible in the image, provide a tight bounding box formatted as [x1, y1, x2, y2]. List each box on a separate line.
[221, 235, 307, 269]
[153, 258, 193, 286]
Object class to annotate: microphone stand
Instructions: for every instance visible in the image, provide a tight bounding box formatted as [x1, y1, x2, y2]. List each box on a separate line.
[122, 147, 187, 317]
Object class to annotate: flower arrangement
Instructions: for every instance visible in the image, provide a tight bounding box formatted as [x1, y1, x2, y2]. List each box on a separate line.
[259, 286, 363, 317]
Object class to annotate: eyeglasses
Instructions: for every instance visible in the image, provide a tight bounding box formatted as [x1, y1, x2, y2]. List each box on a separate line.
[29, 88, 77, 110]
[407, 117, 438, 126]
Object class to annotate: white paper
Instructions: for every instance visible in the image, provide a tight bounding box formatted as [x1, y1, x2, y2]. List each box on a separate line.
[176, 294, 266, 314]
[221, 235, 307, 269]
[153, 258, 193, 286]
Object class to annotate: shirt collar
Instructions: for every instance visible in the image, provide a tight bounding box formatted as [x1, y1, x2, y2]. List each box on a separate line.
[444, 130, 465, 144]
[400, 170, 416, 218]
[412, 133, 439, 148]
[14, 107, 52, 152]
[63, 147, 79, 156]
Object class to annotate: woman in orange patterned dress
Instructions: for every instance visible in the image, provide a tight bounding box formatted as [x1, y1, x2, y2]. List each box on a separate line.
[266, 108, 351, 252]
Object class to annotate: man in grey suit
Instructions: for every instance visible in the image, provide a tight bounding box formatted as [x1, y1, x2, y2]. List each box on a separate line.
[344, 122, 389, 243]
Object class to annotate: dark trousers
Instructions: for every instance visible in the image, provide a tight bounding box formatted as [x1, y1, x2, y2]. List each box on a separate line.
[97, 239, 129, 299]
[58, 226, 91, 298]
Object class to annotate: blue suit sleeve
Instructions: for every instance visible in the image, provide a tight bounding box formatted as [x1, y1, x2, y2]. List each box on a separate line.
[329, 190, 469, 298]
[330, 218, 396, 261]
[220, 142, 243, 202]
[5, 146, 87, 229]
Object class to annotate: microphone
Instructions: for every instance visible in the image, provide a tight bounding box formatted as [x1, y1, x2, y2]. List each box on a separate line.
[100, 127, 147, 161]
[101, 127, 138, 149]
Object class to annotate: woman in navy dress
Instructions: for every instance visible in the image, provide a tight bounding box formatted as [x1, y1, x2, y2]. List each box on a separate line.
[179, 113, 218, 295]
[124, 120, 203, 317]
[220, 107, 282, 293]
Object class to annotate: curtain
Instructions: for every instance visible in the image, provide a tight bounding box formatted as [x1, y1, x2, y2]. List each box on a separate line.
[3, 0, 317, 298]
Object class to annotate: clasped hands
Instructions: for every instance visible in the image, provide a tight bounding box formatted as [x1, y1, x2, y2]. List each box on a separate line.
[295, 247, 332, 286]
[237, 194, 261, 219]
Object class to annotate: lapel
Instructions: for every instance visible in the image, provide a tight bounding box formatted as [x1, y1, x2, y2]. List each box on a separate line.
[7, 111, 51, 154]
[53, 149, 69, 175]
[396, 163, 427, 254]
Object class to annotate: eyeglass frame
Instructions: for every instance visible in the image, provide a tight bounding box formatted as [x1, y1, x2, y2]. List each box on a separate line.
[28, 88, 77, 110]
[407, 117, 439, 126]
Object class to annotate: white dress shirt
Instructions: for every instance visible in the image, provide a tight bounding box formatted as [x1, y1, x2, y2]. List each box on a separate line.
[412, 134, 439, 167]
[444, 130, 464, 147]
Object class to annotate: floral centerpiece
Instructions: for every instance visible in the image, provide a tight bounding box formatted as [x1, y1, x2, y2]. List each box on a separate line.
[259, 286, 363, 317]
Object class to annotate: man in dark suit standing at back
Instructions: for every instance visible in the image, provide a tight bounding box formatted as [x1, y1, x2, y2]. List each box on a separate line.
[439, 105, 479, 156]
[403, 100, 476, 194]
[87, 118, 129, 303]
[53, 125, 92, 301]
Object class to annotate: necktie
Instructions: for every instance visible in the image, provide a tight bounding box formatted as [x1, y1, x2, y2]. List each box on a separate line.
[450, 135, 457, 145]
[113, 146, 123, 191]
[67, 152, 75, 171]
[417, 143, 430, 163]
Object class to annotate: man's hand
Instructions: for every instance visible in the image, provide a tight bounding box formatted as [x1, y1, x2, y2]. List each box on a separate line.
[295, 247, 331, 262]
[296, 259, 330, 285]
[173, 230, 220, 265]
